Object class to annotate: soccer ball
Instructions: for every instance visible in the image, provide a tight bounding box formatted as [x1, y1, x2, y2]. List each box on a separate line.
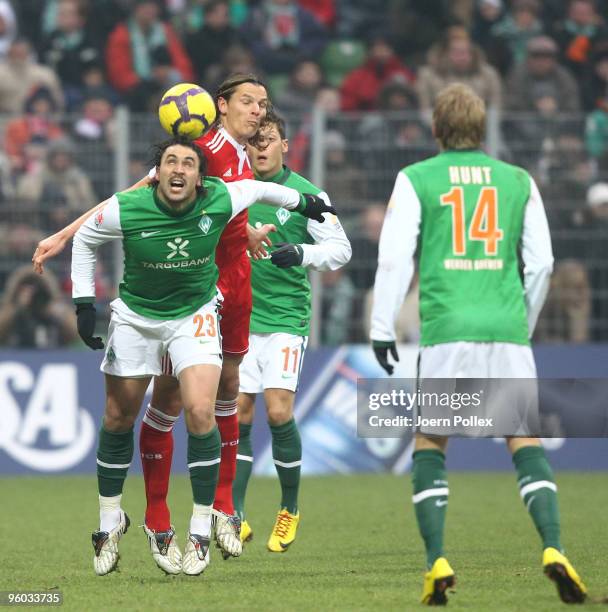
[158, 83, 216, 139]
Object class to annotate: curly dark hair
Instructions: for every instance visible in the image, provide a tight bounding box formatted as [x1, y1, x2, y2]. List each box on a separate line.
[150, 136, 208, 196]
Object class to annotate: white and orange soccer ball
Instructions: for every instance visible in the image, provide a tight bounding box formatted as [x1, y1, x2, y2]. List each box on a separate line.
[158, 83, 216, 139]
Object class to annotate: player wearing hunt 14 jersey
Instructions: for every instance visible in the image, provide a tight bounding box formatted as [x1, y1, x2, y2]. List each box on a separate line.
[72, 137, 335, 577]
[233, 112, 351, 551]
[370, 84, 586, 606]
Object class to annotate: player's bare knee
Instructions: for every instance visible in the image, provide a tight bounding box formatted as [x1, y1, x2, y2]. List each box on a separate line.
[184, 403, 215, 435]
[238, 392, 256, 424]
[151, 375, 182, 417]
[103, 402, 137, 432]
[265, 389, 295, 426]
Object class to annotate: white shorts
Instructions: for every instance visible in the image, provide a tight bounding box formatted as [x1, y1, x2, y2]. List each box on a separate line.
[239, 332, 308, 394]
[418, 341, 537, 379]
[417, 342, 539, 437]
[101, 297, 222, 378]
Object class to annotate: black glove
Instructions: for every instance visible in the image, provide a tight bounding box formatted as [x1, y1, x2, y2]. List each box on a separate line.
[76, 303, 104, 350]
[298, 194, 336, 223]
[372, 340, 399, 376]
[271, 243, 304, 268]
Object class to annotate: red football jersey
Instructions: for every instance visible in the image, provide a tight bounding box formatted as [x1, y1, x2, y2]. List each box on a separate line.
[195, 126, 252, 265]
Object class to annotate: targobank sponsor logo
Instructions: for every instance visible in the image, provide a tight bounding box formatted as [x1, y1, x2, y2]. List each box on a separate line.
[0, 362, 95, 471]
[142, 255, 211, 270]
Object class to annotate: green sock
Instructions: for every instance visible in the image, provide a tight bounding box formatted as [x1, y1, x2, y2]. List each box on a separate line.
[187, 426, 221, 506]
[412, 449, 449, 568]
[513, 445, 561, 551]
[270, 419, 301, 514]
[96, 425, 134, 497]
[233, 422, 253, 521]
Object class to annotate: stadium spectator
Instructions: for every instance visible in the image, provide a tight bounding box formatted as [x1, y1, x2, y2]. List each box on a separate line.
[0, 265, 77, 348]
[0, 0, 16, 60]
[490, 0, 544, 67]
[284, 83, 342, 174]
[340, 33, 414, 112]
[185, 0, 241, 84]
[320, 267, 355, 344]
[105, 0, 194, 110]
[540, 133, 593, 259]
[175, 0, 249, 34]
[345, 202, 386, 342]
[356, 78, 432, 200]
[581, 39, 608, 111]
[0, 38, 64, 114]
[240, 0, 328, 75]
[585, 101, 608, 175]
[276, 59, 324, 115]
[472, 0, 512, 77]
[535, 259, 591, 343]
[581, 182, 608, 338]
[347, 203, 385, 303]
[71, 91, 116, 198]
[16, 138, 97, 233]
[204, 44, 259, 94]
[416, 28, 502, 119]
[39, 0, 103, 110]
[505, 38, 581, 114]
[321, 129, 366, 213]
[550, 0, 608, 87]
[385, 1, 453, 67]
[333, 0, 388, 39]
[4, 86, 64, 177]
[299, 0, 335, 29]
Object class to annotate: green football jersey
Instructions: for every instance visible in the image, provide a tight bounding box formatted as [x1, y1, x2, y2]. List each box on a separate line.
[78, 179, 233, 319]
[405, 150, 531, 346]
[248, 166, 319, 335]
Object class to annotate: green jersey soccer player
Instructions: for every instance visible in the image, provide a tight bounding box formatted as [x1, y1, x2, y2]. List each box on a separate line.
[233, 113, 351, 551]
[370, 84, 586, 606]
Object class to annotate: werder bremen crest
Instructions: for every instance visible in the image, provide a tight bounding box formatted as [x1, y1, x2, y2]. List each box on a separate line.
[276, 208, 291, 226]
[199, 214, 212, 235]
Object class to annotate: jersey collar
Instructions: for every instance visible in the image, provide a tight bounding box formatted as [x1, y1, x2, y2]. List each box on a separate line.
[153, 186, 198, 217]
[256, 165, 291, 184]
[219, 125, 247, 154]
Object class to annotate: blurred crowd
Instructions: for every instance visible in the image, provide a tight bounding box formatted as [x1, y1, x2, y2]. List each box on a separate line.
[1, 0, 608, 346]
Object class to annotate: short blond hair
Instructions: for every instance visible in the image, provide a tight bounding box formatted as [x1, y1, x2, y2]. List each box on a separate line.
[432, 83, 485, 150]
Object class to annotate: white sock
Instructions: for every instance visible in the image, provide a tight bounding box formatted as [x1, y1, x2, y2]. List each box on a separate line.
[99, 494, 122, 532]
[190, 503, 212, 536]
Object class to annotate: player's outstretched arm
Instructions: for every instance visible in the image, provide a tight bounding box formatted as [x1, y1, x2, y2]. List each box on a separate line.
[33, 199, 109, 274]
[226, 180, 336, 222]
[33, 175, 152, 274]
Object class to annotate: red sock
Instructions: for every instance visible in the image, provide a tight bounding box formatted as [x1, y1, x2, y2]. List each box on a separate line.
[140, 405, 177, 532]
[214, 400, 239, 515]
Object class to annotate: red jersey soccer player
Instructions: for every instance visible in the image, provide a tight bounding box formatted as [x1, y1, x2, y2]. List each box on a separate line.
[32, 74, 275, 572]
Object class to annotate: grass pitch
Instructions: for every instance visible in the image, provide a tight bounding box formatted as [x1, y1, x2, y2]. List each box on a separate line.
[1, 473, 606, 611]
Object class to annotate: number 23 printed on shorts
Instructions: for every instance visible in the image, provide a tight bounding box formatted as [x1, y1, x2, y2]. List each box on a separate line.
[193, 313, 217, 338]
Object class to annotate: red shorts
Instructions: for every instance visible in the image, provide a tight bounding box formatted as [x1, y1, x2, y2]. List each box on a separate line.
[217, 252, 251, 356]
